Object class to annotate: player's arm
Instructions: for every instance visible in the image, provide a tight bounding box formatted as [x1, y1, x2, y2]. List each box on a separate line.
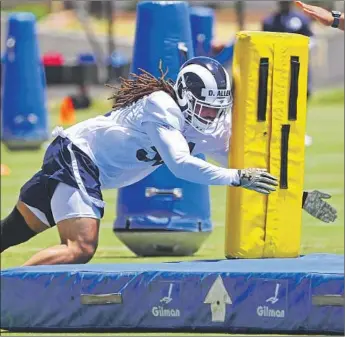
[206, 144, 337, 223]
[143, 121, 278, 195]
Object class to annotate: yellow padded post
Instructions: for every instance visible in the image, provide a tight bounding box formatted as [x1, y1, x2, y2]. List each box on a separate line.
[225, 31, 309, 259]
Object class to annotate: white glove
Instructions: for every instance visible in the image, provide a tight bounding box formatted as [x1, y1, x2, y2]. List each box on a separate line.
[237, 168, 278, 195]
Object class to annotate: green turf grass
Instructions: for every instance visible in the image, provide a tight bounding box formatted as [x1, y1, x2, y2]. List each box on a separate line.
[1, 2, 50, 21]
[0, 88, 343, 335]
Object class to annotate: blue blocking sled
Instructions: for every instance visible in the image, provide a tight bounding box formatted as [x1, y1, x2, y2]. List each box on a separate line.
[189, 6, 234, 67]
[114, 154, 213, 256]
[189, 6, 215, 56]
[130, 1, 194, 78]
[114, 1, 213, 256]
[1, 12, 49, 150]
[1, 254, 343, 334]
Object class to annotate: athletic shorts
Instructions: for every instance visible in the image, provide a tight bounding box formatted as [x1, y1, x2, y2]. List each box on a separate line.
[19, 135, 105, 227]
[24, 182, 102, 227]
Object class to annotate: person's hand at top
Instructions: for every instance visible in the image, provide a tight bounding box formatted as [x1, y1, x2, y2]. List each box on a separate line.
[295, 1, 344, 31]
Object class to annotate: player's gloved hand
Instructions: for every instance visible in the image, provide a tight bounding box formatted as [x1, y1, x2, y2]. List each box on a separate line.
[237, 168, 278, 195]
[303, 190, 337, 223]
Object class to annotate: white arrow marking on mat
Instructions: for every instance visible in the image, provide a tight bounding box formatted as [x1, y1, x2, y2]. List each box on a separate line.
[204, 275, 232, 322]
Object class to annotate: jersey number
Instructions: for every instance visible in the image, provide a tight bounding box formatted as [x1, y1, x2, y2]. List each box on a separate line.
[136, 142, 196, 167]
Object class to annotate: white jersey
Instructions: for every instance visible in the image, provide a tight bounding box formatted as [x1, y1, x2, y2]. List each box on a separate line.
[64, 90, 239, 189]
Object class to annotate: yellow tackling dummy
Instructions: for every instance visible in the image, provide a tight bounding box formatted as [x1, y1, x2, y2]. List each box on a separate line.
[226, 31, 309, 258]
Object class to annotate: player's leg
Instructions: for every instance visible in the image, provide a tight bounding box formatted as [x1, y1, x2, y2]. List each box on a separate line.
[22, 183, 102, 266]
[22, 217, 100, 266]
[1, 168, 56, 253]
[0, 201, 49, 253]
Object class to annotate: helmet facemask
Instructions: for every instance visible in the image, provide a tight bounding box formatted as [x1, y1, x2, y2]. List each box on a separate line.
[183, 88, 232, 134]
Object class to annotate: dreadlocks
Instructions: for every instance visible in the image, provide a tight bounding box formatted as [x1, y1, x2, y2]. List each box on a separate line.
[107, 60, 176, 110]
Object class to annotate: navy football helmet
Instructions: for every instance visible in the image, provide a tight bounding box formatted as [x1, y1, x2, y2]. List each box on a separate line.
[174, 56, 232, 134]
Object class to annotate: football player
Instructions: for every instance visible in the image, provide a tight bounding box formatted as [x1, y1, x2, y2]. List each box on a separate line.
[0, 57, 337, 265]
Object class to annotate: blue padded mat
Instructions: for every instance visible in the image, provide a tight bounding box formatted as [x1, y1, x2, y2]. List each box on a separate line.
[1, 254, 344, 334]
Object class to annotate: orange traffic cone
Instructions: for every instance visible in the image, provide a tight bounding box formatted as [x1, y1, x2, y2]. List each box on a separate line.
[1, 164, 11, 176]
[59, 96, 76, 126]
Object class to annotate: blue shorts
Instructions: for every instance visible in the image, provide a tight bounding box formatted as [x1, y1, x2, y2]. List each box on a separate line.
[19, 136, 104, 227]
